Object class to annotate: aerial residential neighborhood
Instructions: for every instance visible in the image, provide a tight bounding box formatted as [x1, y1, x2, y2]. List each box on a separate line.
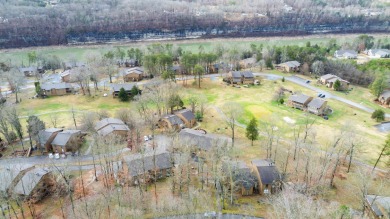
[0, 1, 390, 218]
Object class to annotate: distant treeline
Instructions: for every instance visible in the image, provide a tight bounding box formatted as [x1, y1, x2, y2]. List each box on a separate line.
[0, 0, 389, 48]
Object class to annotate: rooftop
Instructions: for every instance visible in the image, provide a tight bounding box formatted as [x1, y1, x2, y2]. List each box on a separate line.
[179, 128, 231, 151]
[123, 151, 173, 177]
[288, 94, 312, 104]
[95, 118, 126, 131]
[41, 83, 72, 90]
[308, 98, 327, 109]
[111, 83, 136, 92]
[51, 130, 81, 146]
[174, 109, 195, 122]
[163, 114, 184, 126]
[97, 124, 130, 136]
[13, 168, 51, 196]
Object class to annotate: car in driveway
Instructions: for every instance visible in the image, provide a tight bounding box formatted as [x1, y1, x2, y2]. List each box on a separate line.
[320, 94, 326, 98]
[144, 136, 149, 141]
[306, 80, 311, 83]
[318, 93, 322, 97]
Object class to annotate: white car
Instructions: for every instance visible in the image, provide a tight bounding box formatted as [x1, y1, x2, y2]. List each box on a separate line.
[144, 136, 149, 141]
[48, 153, 54, 159]
[54, 153, 60, 159]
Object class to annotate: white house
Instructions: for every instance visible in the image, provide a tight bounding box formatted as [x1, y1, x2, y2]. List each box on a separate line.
[368, 49, 390, 58]
[334, 50, 358, 59]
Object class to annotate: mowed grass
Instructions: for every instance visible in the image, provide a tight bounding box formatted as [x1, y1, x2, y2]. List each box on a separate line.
[1, 34, 389, 66]
[183, 77, 387, 166]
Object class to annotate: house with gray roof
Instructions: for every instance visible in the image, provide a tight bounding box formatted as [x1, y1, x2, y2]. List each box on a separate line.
[158, 114, 184, 130]
[97, 124, 130, 138]
[277, 61, 301, 72]
[334, 50, 358, 59]
[179, 128, 231, 151]
[251, 159, 282, 195]
[307, 98, 328, 116]
[19, 66, 37, 77]
[228, 71, 255, 84]
[51, 130, 82, 154]
[123, 67, 144, 82]
[122, 151, 173, 185]
[229, 71, 243, 84]
[241, 71, 255, 84]
[111, 83, 137, 98]
[95, 118, 126, 131]
[379, 90, 390, 106]
[368, 49, 390, 58]
[37, 128, 63, 152]
[224, 161, 257, 196]
[13, 167, 53, 203]
[0, 164, 34, 196]
[365, 195, 390, 219]
[174, 109, 196, 128]
[40, 83, 72, 96]
[288, 94, 313, 110]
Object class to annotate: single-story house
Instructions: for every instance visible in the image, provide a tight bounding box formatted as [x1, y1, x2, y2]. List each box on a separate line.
[13, 168, 53, 203]
[179, 128, 231, 151]
[97, 124, 130, 138]
[40, 83, 72, 96]
[307, 98, 328, 116]
[174, 109, 196, 128]
[123, 67, 144, 82]
[158, 114, 184, 130]
[19, 67, 37, 77]
[239, 57, 257, 69]
[379, 91, 390, 105]
[334, 50, 358, 59]
[37, 128, 63, 152]
[319, 74, 350, 90]
[288, 94, 313, 110]
[276, 61, 300, 72]
[0, 164, 34, 196]
[368, 49, 390, 58]
[63, 62, 85, 70]
[364, 195, 390, 219]
[225, 161, 257, 196]
[95, 118, 129, 137]
[242, 71, 255, 84]
[51, 130, 82, 154]
[111, 83, 137, 98]
[251, 159, 282, 195]
[122, 151, 173, 185]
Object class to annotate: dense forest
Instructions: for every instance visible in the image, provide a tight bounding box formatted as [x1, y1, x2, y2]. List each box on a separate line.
[0, 0, 389, 48]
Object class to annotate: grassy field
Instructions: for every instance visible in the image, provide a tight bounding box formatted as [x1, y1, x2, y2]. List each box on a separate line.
[1, 34, 389, 66]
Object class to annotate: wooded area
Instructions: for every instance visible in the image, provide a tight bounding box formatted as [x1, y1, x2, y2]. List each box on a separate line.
[0, 0, 389, 48]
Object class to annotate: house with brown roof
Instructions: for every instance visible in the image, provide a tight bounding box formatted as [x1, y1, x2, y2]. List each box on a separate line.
[40, 83, 72, 96]
[95, 118, 129, 138]
[223, 161, 257, 196]
[251, 159, 282, 195]
[307, 98, 328, 116]
[37, 128, 63, 152]
[379, 91, 390, 106]
[51, 130, 82, 154]
[123, 67, 144, 82]
[287, 94, 313, 110]
[364, 195, 390, 219]
[276, 61, 300, 72]
[122, 151, 173, 185]
[158, 114, 184, 131]
[174, 109, 196, 128]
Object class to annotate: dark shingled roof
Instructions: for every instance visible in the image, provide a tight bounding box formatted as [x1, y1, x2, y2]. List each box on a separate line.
[95, 118, 126, 131]
[308, 98, 327, 109]
[288, 94, 312, 104]
[175, 109, 195, 122]
[14, 168, 51, 196]
[280, 61, 300, 68]
[111, 83, 136, 92]
[123, 152, 173, 177]
[163, 114, 184, 126]
[97, 124, 129, 136]
[252, 159, 281, 185]
[179, 128, 231, 151]
[231, 71, 242, 78]
[41, 83, 72, 90]
[124, 67, 144, 75]
[242, 71, 254, 78]
[51, 130, 81, 147]
[38, 128, 63, 147]
[225, 161, 257, 190]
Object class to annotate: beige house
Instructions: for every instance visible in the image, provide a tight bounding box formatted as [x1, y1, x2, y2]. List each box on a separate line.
[95, 118, 129, 138]
[287, 94, 313, 110]
[174, 109, 196, 128]
[123, 67, 144, 82]
[319, 74, 350, 90]
[276, 61, 300, 72]
[251, 159, 282, 195]
[40, 83, 72, 96]
[307, 98, 328, 116]
[379, 91, 390, 106]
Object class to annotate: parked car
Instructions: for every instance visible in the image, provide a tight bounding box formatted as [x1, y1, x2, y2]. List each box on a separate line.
[323, 116, 329, 120]
[144, 136, 149, 141]
[321, 94, 326, 98]
[148, 135, 153, 140]
[48, 153, 54, 159]
[54, 153, 60, 159]
[318, 93, 322, 97]
[306, 80, 311, 83]
[254, 80, 260, 85]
